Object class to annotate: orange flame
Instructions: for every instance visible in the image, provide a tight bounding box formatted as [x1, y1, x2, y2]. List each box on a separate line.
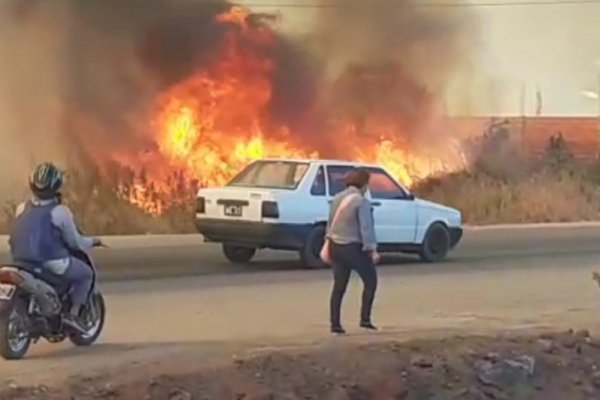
[116, 6, 464, 215]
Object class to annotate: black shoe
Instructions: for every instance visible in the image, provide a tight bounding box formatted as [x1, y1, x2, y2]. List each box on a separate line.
[331, 326, 346, 335]
[360, 322, 378, 331]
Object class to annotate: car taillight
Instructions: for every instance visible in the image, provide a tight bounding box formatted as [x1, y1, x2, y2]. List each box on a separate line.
[0, 269, 23, 285]
[196, 197, 205, 214]
[261, 201, 279, 219]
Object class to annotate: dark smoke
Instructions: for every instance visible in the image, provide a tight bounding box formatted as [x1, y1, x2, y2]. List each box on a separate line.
[59, 0, 321, 164]
[311, 0, 478, 142]
[136, 1, 232, 86]
[263, 36, 322, 136]
[0, 0, 478, 201]
[61, 0, 236, 164]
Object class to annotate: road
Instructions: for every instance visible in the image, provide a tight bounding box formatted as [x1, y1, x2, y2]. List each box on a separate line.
[2, 224, 599, 280]
[2, 224, 600, 386]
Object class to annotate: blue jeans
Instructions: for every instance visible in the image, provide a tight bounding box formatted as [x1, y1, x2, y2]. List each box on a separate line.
[63, 257, 94, 310]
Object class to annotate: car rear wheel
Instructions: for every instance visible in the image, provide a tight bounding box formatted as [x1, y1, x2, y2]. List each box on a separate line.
[300, 225, 327, 269]
[222, 244, 256, 264]
[419, 222, 450, 263]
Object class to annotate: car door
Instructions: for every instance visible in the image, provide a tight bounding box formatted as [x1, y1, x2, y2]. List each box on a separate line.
[365, 167, 418, 244]
[306, 164, 330, 223]
[325, 164, 416, 244]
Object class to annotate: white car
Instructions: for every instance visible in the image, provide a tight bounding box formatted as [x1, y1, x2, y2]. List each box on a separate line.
[195, 158, 463, 268]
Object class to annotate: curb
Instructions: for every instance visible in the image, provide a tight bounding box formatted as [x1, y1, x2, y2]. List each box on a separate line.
[0, 221, 599, 251]
[464, 222, 600, 230]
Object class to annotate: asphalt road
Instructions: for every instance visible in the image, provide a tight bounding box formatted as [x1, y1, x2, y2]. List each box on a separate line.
[2, 225, 600, 385]
[2, 224, 599, 280]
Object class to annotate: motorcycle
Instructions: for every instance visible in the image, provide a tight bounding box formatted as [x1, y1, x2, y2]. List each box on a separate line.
[0, 246, 106, 360]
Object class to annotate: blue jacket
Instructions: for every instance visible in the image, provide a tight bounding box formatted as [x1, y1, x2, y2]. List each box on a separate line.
[8, 198, 95, 274]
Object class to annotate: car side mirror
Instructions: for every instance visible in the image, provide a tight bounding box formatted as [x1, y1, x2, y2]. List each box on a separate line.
[405, 193, 415, 201]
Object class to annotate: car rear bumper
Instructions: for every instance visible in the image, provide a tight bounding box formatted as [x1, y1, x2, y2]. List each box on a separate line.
[449, 227, 463, 249]
[196, 218, 313, 250]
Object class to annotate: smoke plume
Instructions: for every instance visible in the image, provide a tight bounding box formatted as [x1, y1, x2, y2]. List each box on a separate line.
[311, 0, 478, 142]
[0, 0, 479, 203]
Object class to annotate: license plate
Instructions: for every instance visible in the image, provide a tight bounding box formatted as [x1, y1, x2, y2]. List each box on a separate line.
[0, 284, 16, 300]
[224, 205, 242, 217]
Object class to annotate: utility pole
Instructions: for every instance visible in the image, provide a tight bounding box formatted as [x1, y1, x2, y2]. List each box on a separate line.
[520, 81, 527, 155]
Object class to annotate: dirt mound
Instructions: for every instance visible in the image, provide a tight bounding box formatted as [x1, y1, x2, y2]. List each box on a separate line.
[3, 330, 600, 400]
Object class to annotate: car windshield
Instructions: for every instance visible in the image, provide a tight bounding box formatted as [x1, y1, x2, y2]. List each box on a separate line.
[227, 160, 310, 190]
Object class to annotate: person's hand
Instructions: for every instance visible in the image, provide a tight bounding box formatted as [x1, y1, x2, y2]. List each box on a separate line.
[371, 250, 381, 265]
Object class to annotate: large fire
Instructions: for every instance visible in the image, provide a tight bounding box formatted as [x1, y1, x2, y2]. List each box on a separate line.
[117, 6, 464, 215]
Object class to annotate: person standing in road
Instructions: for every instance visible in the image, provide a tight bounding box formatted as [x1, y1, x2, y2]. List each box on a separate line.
[324, 168, 380, 334]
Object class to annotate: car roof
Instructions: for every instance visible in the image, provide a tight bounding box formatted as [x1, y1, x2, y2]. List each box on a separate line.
[258, 158, 382, 169]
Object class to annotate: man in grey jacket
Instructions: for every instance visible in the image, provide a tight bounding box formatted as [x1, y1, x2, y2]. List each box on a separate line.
[8, 162, 102, 332]
[326, 168, 380, 334]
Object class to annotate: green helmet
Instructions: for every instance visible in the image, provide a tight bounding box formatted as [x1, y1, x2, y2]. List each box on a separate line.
[29, 162, 64, 200]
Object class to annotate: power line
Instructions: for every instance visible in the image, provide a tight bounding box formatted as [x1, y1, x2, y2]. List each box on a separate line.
[235, 0, 600, 8]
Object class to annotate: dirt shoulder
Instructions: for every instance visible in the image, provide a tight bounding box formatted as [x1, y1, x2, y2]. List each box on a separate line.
[3, 329, 600, 400]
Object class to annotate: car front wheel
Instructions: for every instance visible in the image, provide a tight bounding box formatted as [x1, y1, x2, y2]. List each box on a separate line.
[419, 222, 450, 263]
[222, 244, 256, 264]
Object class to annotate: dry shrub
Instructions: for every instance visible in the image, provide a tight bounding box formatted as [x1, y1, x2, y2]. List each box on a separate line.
[415, 157, 600, 224]
[412, 125, 600, 225]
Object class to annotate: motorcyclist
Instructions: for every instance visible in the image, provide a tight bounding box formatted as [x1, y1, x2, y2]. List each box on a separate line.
[8, 162, 102, 332]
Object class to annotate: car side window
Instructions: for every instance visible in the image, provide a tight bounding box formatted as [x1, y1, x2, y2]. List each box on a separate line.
[326, 165, 355, 196]
[367, 168, 407, 200]
[310, 166, 326, 196]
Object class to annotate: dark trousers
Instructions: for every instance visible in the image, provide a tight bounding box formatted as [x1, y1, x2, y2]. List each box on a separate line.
[329, 242, 378, 328]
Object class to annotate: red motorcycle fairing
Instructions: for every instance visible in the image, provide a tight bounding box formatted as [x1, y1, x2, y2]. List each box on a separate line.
[0, 268, 24, 313]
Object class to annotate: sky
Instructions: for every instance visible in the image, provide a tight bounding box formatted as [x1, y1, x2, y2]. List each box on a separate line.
[241, 0, 600, 116]
[475, 1, 600, 116]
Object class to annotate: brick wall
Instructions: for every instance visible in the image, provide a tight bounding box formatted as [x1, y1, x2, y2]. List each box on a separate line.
[450, 117, 599, 160]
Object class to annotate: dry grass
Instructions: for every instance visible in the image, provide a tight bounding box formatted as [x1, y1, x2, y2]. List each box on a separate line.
[0, 167, 197, 236]
[414, 140, 600, 224]
[415, 169, 600, 224]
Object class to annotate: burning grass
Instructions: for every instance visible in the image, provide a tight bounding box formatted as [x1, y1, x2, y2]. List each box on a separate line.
[0, 2, 593, 233]
[1, 151, 599, 235]
[0, 0, 475, 219]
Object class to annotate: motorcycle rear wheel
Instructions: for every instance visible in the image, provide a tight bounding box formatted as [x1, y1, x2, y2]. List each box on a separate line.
[69, 292, 105, 347]
[0, 299, 31, 360]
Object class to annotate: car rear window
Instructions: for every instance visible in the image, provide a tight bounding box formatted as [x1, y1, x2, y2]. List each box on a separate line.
[227, 161, 310, 190]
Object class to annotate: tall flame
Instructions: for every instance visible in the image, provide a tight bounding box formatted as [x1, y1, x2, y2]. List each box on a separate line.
[117, 5, 464, 215]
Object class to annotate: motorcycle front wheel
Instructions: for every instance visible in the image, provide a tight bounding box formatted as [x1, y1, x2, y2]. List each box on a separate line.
[69, 292, 105, 347]
[0, 298, 31, 360]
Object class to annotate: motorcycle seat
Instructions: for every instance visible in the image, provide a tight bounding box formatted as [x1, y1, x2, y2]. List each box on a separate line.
[10, 264, 68, 292]
[32, 269, 66, 290]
